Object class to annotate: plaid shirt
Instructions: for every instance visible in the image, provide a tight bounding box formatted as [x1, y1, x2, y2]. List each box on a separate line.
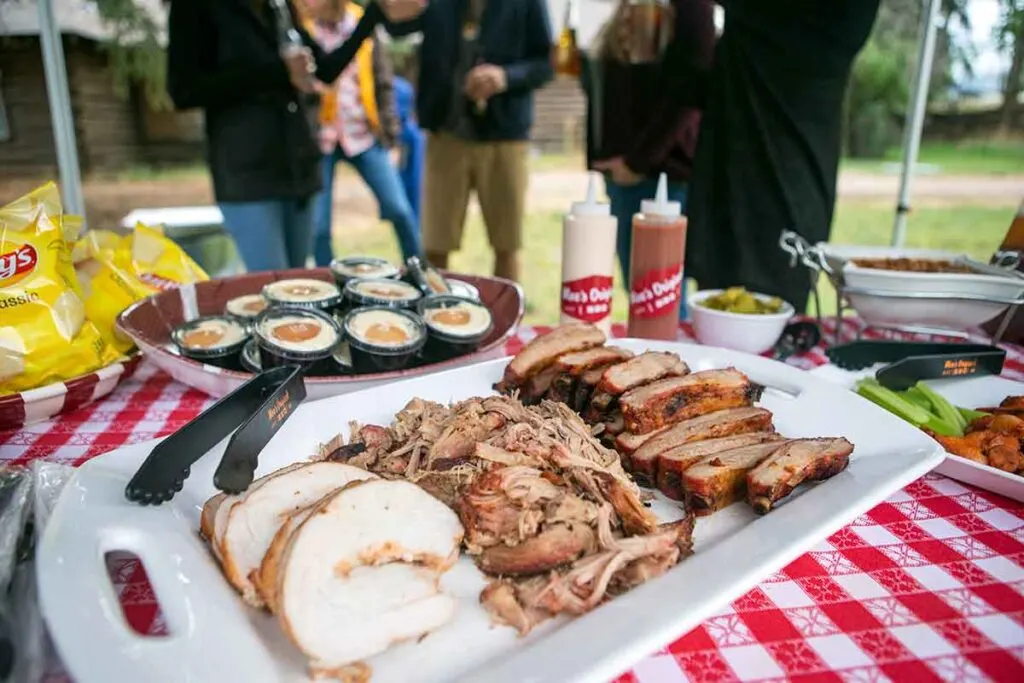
[311, 15, 375, 157]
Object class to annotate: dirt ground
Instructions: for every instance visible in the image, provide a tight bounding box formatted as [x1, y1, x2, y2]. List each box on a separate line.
[2, 167, 1021, 231]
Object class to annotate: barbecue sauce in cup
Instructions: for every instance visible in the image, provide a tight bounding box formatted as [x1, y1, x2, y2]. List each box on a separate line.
[627, 174, 686, 341]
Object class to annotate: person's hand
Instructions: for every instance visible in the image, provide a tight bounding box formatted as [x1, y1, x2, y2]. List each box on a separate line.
[283, 46, 318, 93]
[594, 157, 644, 186]
[464, 64, 508, 102]
[380, 0, 427, 23]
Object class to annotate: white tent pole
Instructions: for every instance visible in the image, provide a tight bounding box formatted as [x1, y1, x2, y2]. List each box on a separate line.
[37, 0, 86, 219]
[891, 0, 941, 247]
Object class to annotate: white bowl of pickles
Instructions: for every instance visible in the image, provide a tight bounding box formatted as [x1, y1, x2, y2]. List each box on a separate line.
[689, 287, 795, 355]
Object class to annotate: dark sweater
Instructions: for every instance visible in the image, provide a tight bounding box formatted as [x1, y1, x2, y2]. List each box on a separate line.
[581, 0, 716, 183]
[167, 0, 383, 202]
[388, 0, 554, 142]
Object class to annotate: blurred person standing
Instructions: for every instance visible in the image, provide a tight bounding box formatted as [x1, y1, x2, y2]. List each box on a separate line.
[388, 0, 554, 282]
[166, 0, 425, 273]
[583, 0, 716, 319]
[306, 0, 422, 266]
[393, 74, 426, 222]
[684, 0, 880, 311]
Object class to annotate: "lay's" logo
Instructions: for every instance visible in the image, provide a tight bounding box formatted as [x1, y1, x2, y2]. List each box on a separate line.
[0, 244, 38, 286]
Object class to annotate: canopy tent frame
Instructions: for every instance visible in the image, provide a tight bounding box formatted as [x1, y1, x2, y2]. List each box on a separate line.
[35, 0, 943, 240]
[37, 0, 85, 217]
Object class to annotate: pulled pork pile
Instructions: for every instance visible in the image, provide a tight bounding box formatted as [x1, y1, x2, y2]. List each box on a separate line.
[318, 395, 694, 634]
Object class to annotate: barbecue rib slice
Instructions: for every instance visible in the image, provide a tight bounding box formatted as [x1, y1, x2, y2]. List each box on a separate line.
[588, 352, 690, 420]
[680, 439, 792, 513]
[547, 347, 633, 407]
[498, 323, 606, 392]
[656, 432, 784, 502]
[619, 368, 763, 435]
[626, 407, 776, 488]
[746, 438, 854, 514]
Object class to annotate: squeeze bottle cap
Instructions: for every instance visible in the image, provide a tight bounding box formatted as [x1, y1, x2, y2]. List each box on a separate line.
[640, 173, 682, 218]
[570, 173, 611, 216]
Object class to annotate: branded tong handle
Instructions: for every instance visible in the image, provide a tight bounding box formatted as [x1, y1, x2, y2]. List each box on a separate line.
[125, 366, 306, 504]
[875, 349, 1006, 391]
[826, 341, 999, 370]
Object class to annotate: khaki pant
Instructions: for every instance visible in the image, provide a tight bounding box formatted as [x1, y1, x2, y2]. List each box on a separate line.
[422, 132, 528, 253]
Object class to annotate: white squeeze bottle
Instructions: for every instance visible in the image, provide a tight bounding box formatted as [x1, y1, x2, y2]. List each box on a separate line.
[560, 173, 618, 333]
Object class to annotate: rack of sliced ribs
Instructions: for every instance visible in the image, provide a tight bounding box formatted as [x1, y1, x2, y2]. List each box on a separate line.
[497, 323, 854, 515]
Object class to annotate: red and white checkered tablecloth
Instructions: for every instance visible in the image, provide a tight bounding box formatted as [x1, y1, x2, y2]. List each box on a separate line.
[2, 321, 1024, 683]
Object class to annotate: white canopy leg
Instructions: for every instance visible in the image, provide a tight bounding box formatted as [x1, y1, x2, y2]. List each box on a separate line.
[37, 0, 86, 220]
[891, 0, 941, 248]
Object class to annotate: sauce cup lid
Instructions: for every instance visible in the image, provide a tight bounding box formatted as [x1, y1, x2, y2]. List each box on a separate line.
[330, 256, 400, 281]
[262, 278, 342, 309]
[343, 306, 427, 356]
[417, 295, 493, 342]
[254, 307, 342, 361]
[171, 315, 250, 359]
[344, 277, 423, 308]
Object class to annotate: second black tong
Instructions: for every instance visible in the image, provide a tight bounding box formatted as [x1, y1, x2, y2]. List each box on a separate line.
[125, 365, 306, 505]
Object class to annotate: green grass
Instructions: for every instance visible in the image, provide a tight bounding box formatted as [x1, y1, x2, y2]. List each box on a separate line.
[841, 139, 1024, 176]
[335, 200, 1020, 326]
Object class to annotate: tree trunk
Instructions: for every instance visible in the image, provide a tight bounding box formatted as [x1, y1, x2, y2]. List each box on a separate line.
[1000, 19, 1024, 134]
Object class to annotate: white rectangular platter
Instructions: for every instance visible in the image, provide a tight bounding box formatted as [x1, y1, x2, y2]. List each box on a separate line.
[809, 366, 1024, 502]
[37, 340, 945, 683]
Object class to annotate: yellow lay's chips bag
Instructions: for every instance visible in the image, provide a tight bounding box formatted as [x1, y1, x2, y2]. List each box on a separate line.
[74, 222, 209, 353]
[0, 183, 123, 396]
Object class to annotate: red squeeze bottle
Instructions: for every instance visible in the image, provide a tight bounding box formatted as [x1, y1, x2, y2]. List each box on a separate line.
[628, 174, 687, 340]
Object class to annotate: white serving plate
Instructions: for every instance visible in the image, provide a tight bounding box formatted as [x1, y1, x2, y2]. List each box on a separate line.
[809, 366, 1024, 502]
[38, 340, 944, 683]
[814, 243, 1024, 329]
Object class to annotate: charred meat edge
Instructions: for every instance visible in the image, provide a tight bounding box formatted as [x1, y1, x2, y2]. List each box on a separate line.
[619, 368, 764, 435]
[656, 432, 784, 502]
[680, 439, 792, 513]
[628, 408, 776, 489]
[747, 438, 854, 514]
[498, 324, 606, 390]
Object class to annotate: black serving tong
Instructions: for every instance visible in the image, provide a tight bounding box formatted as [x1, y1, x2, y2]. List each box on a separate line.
[772, 321, 822, 361]
[125, 365, 306, 505]
[827, 341, 1006, 391]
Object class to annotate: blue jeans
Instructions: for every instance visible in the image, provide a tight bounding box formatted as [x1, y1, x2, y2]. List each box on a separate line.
[313, 142, 422, 266]
[605, 177, 689, 319]
[219, 198, 313, 272]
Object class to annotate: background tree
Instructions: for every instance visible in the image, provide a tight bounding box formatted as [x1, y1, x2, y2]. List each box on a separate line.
[996, 0, 1024, 132]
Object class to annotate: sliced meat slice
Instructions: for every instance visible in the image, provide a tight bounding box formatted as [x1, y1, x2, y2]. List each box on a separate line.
[680, 440, 792, 512]
[596, 351, 690, 397]
[627, 407, 775, 488]
[746, 437, 854, 514]
[519, 365, 559, 405]
[256, 504, 317, 613]
[547, 347, 633, 407]
[200, 492, 228, 543]
[477, 523, 596, 576]
[554, 346, 633, 374]
[656, 432, 784, 501]
[220, 462, 378, 607]
[615, 424, 671, 457]
[619, 368, 763, 434]
[500, 323, 606, 390]
[209, 462, 307, 558]
[279, 562, 455, 675]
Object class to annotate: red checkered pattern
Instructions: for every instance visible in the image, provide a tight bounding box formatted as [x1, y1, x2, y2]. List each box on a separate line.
[3, 321, 1023, 682]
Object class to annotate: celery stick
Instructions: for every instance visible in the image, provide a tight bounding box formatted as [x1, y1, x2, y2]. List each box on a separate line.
[901, 387, 933, 411]
[856, 380, 932, 425]
[957, 406, 989, 423]
[915, 382, 967, 433]
[921, 414, 962, 436]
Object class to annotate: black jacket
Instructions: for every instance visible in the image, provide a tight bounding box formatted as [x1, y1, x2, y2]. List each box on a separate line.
[389, 0, 553, 141]
[167, 0, 383, 202]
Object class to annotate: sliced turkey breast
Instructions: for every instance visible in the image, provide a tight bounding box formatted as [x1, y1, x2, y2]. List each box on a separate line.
[279, 562, 455, 675]
[209, 462, 307, 559]
[220, 462, 379, 607]
[256, 505, 317, 614]
[200, 492, 228, 543]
